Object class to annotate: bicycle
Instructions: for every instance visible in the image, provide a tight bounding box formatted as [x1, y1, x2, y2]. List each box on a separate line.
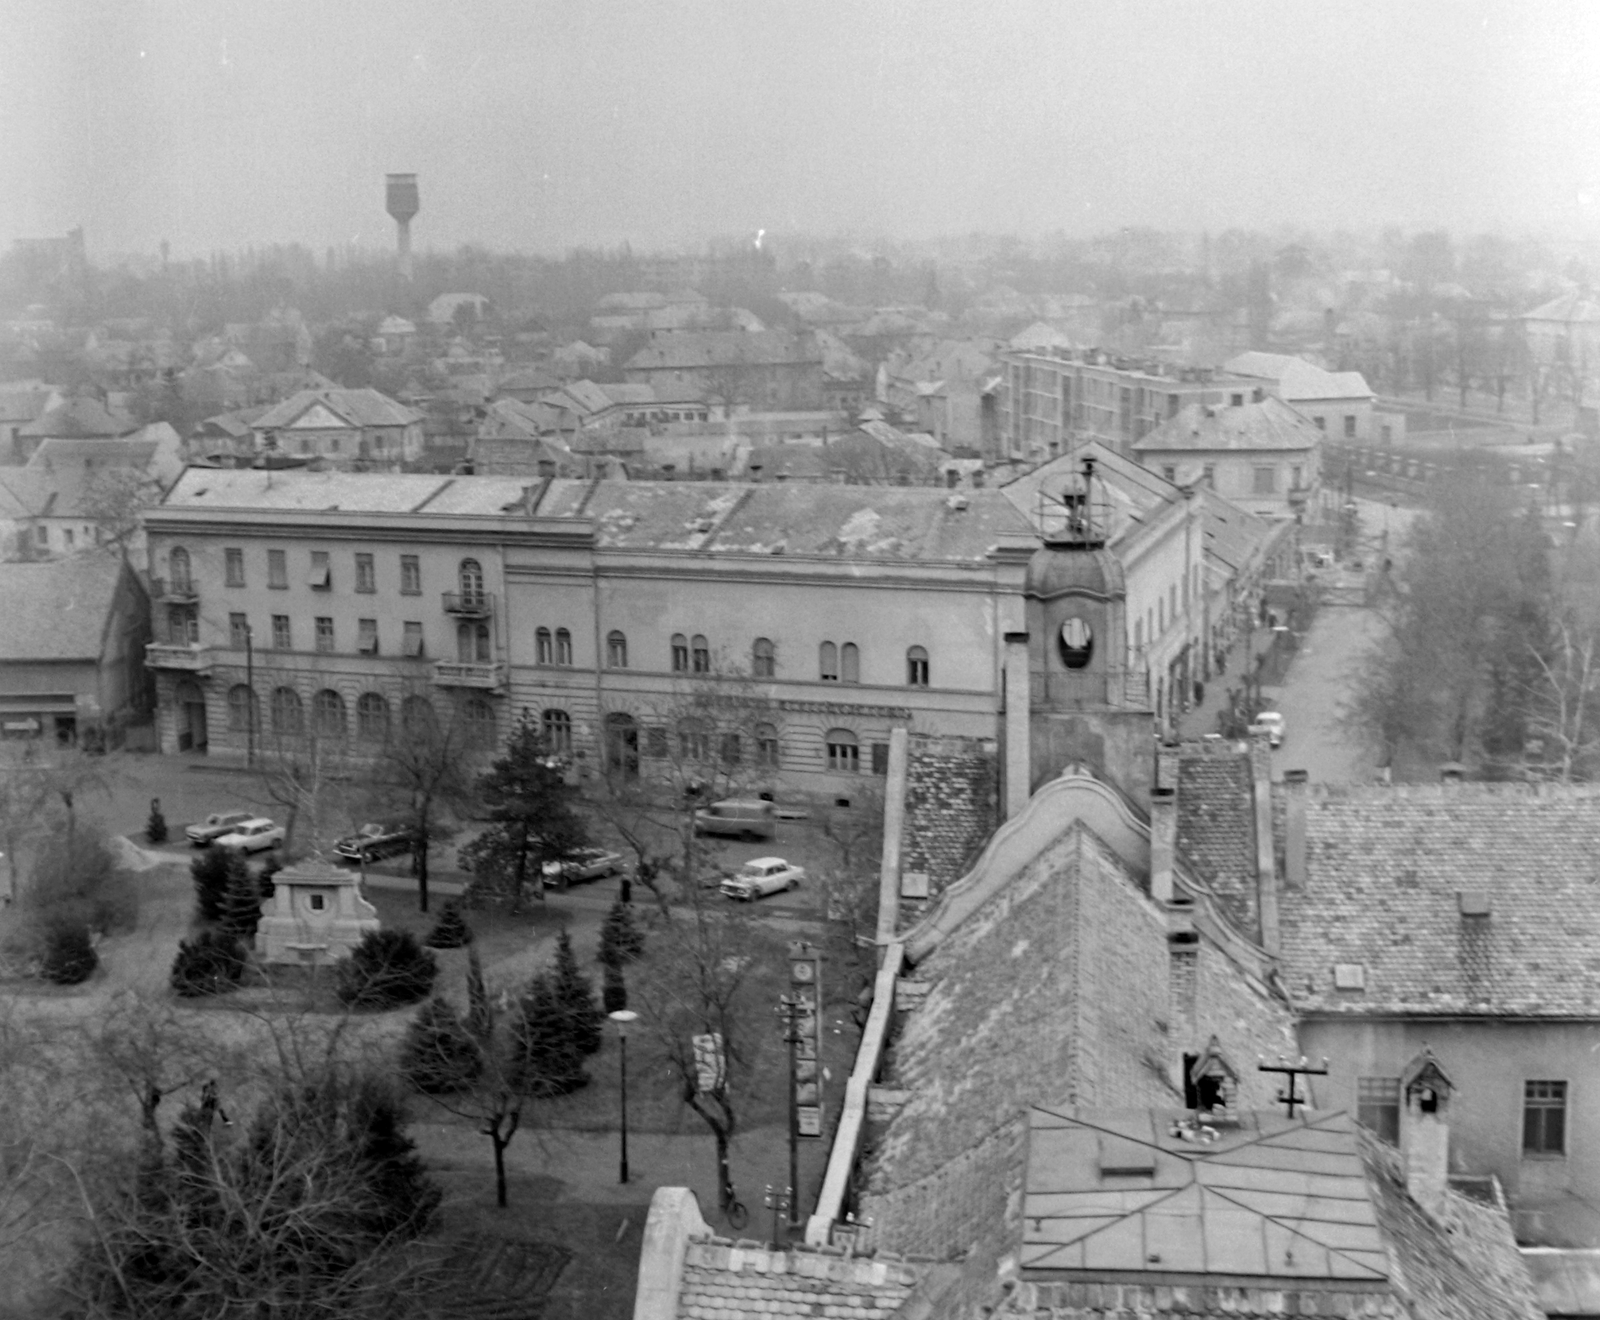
[719, 1177, 748, 1230]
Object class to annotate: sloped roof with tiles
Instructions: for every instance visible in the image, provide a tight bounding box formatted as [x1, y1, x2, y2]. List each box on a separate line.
[253, 388, 421, 431]
[1278, 784, 1600, 1015]
[0, 554, 134, 662]
[1176, 745, 1259, 935]
[676, 1239, 923, 1320]
[1133, 396, 1321, 454]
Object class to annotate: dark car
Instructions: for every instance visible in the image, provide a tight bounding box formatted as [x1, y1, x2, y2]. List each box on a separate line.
[542, 847, 626, 889]
[334, 822, 417, 863]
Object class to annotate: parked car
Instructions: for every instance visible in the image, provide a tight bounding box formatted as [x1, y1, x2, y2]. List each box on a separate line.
[719, 857, 804, 901]
[186, 810, 254, 847]
[694, 798, 778, 841]
[334, 822, 416, 863]
[1249, 711, 1285, 748]
[542, 847, 626, 888]
[214, 818, 285, 854]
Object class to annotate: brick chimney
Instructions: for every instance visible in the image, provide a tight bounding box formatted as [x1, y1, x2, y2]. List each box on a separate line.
[1399, 1048, 1455, 1214]
[1282, 770, 1309, 891]
[1149, 786, 1177, 904]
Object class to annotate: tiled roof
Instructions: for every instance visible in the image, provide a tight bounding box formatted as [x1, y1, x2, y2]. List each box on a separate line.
[1198, 488, 1279, 573]
[675, 1239, 921, 1320]
[1223, 352, 1374, 401]
[252, 388, 421, 431]
[1133, 396, 1321, 454]
[1278, 784, 1600, 1015]
[1000, 439, 1185, 549]
[0, 554, 132, 662]
[18, 396, 127, 439]
[494, 366, 561, 394]
[0, 385, 56, 425]
[1522, 291, 1600, 325]
[625, 331, 822, 372]
[1176, 745, 1259, 935]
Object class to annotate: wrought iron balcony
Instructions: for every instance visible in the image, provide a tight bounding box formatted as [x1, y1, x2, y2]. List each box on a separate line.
[149, 576, 199, 603]
[146, 642, 213, 673]
[431, 660, 507, 690]
[442, 591, 494, 617]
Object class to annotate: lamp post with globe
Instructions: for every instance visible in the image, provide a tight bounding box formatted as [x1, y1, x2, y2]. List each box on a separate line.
[610, 1009, 639, 1183]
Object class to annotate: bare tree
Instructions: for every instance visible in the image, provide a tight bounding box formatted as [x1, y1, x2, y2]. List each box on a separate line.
[255, 726, 353, 859]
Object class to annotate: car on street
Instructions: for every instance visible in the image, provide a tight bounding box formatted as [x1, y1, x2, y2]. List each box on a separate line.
[214, 818, 285, 854]
[719, 856, 804, 901]
[333, 822, 417, 863]
[1249, 711, 1285, 748]
[694, 798, 778, 840]
[186, 810, 254, 846]
[542, 847, 626, 888]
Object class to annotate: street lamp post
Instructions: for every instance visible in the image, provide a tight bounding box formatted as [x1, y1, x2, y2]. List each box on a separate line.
[610, 1009, 639, 1184]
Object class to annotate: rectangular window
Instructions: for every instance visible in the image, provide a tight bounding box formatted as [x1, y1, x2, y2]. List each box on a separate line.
[1524, 1080, 1568, 1156]
[1344, 415, 1357, 439]
[400, 555, 421, 595]
[268, 549, 287, 589]
[228, 613, 250, 650]
[355, 553, 376, 593]
[1356, 1077, 1401, 1145]
[1313, 415, 1326, 431]
[1252, 466, 1277, 495]
[1292, 465, 1304, 490]
[315, 616, 334, 653]
[1230, 393, 1243, 408]
[225, 548, 245, 586]
[358, 618, 378, 654]
[1162, 466, 1177, 483]
[645, 726, 669, 759]
[271, 614, 291, 650]
[308, 551, 331, 589]
[402, 622, 425, 656]
[871, 743, 891, 776]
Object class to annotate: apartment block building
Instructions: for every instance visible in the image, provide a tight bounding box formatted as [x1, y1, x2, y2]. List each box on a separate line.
[998, 346, 1263, 460]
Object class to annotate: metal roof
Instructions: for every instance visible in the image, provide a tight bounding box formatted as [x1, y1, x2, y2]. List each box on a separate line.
[1021, 1107, 1389, 1284]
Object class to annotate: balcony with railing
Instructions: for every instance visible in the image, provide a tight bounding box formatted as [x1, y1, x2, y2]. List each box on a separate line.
[441, 591, 494, 618]
[146, 642, 213, 673]
[431, 660, 507, 690]
[149, 575, 199, 604]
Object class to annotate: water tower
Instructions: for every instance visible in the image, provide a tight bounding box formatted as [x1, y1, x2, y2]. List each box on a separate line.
[385, 173, 419, 280]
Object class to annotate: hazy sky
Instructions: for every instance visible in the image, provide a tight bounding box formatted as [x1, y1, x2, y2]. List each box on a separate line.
[7, 0, 1600, 258]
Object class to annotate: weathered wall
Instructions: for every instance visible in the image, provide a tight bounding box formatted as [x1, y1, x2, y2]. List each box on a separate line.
[900, 732, 999, 901]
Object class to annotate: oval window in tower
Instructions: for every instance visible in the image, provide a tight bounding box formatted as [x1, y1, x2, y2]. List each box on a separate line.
[1059, 617, 1094, 669]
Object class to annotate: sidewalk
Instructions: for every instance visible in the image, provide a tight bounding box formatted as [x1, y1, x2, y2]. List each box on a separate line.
[1177, 624, 1273, 741]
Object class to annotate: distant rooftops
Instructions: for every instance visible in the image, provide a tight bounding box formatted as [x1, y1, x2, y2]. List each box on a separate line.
[1223, 351, 1374, 402]
[1134, 395, 1322, 454]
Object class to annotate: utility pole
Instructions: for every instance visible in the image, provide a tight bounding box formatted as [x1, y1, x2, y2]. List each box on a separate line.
[245, 621, 255, 768]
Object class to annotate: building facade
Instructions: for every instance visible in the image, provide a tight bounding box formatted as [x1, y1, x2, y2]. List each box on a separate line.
[250, 389, 425, 469]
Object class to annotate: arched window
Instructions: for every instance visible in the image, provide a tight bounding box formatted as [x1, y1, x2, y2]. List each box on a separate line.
[536, 628, 553, 665]
[819, 641, 838, 682]
[752, 637, 776, 678]
[311, 689, 346, 740]
[555, 628, 572, 665]
[459, 558, 484, 606]
[401, 695, 437, 736]
[356, 692, 390, 742]
[720, 732, 742, 766]
[692, 635, 710, 674]
[542, 708, 572, 753]
[840, 642, 860, 684]
[461, 697, 495, 748]
[459, 621, 490, 663]
[607, 630, 628, 668]
[226, 685, 258, 733]
[168, 546, 191, 593]
[271, 687, 303, 736]
[671, 634, 689, 673]
[906, 645, 930, 688]
[756, 723, 780, 768]
[678, 718, 710, 762]
[1059, 617, 1094, 670]
[605, 712, 639, 777]
[825, 727, 860, 773]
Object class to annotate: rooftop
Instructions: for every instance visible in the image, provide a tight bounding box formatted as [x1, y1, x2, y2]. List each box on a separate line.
[625, 330, 822, 372]
[1223, 352, 1374, 402]
[1133, 396, 1322, 455]
[1278, 783, 1600, 1016]
[253, 388, 422, 431]
[0, 554, 134, 662]
[676, 1238, 922, 1320]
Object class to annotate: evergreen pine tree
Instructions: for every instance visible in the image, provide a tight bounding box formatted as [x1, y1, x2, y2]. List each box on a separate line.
[602, 961, 627, 1014]
[220, 865, 265, 942]
[399, 997, 483, 1094]
[40, 923, 98, 984]
[256, 852, 283, 899]
[551, 929, 603, 1055]
[423, 900, 473, 949]
[170, 930, 246, 996]
[598, 898, 645, 969]
[513, 973, 589, 1096]
[335, 929, 437, 1009]
[145, 801, 168, 845]
[192, 847, 248, 926]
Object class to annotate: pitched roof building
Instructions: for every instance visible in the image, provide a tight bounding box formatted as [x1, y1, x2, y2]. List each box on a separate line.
[1132, 396, 1322, 519]
[250, 388, 425, 469]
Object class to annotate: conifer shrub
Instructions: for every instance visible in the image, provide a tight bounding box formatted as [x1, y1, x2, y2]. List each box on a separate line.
[145, 801, 168, 845]
[192, 846, 249, 926]
[170, 929, 246, 997]
[335, 929, 438, 1010]
[550, 930, 603, 1055]
[399, 997, 483, 1093]
[512, 974, 589, 1096]
[598, 898, 645, 969]
[423, 900, 473, 949]
[40, 923, 98, 985]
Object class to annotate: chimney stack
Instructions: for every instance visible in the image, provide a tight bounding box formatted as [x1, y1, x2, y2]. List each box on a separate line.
[1283, 770, 1309, 891]
[1399, 1049, 1455, 1214]
[1150, 786, 1177, 904]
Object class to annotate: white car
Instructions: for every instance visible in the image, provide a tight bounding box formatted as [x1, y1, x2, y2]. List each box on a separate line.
[1249, 711, 1285, 748]
[186, 810, 254, 846]
[214, 818, 285, 854]
[719, 857, 805, 901]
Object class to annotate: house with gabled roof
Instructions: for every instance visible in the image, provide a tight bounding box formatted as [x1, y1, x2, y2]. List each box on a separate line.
[250, 388, 424, 469]
[1223, 350, 1376, 442]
